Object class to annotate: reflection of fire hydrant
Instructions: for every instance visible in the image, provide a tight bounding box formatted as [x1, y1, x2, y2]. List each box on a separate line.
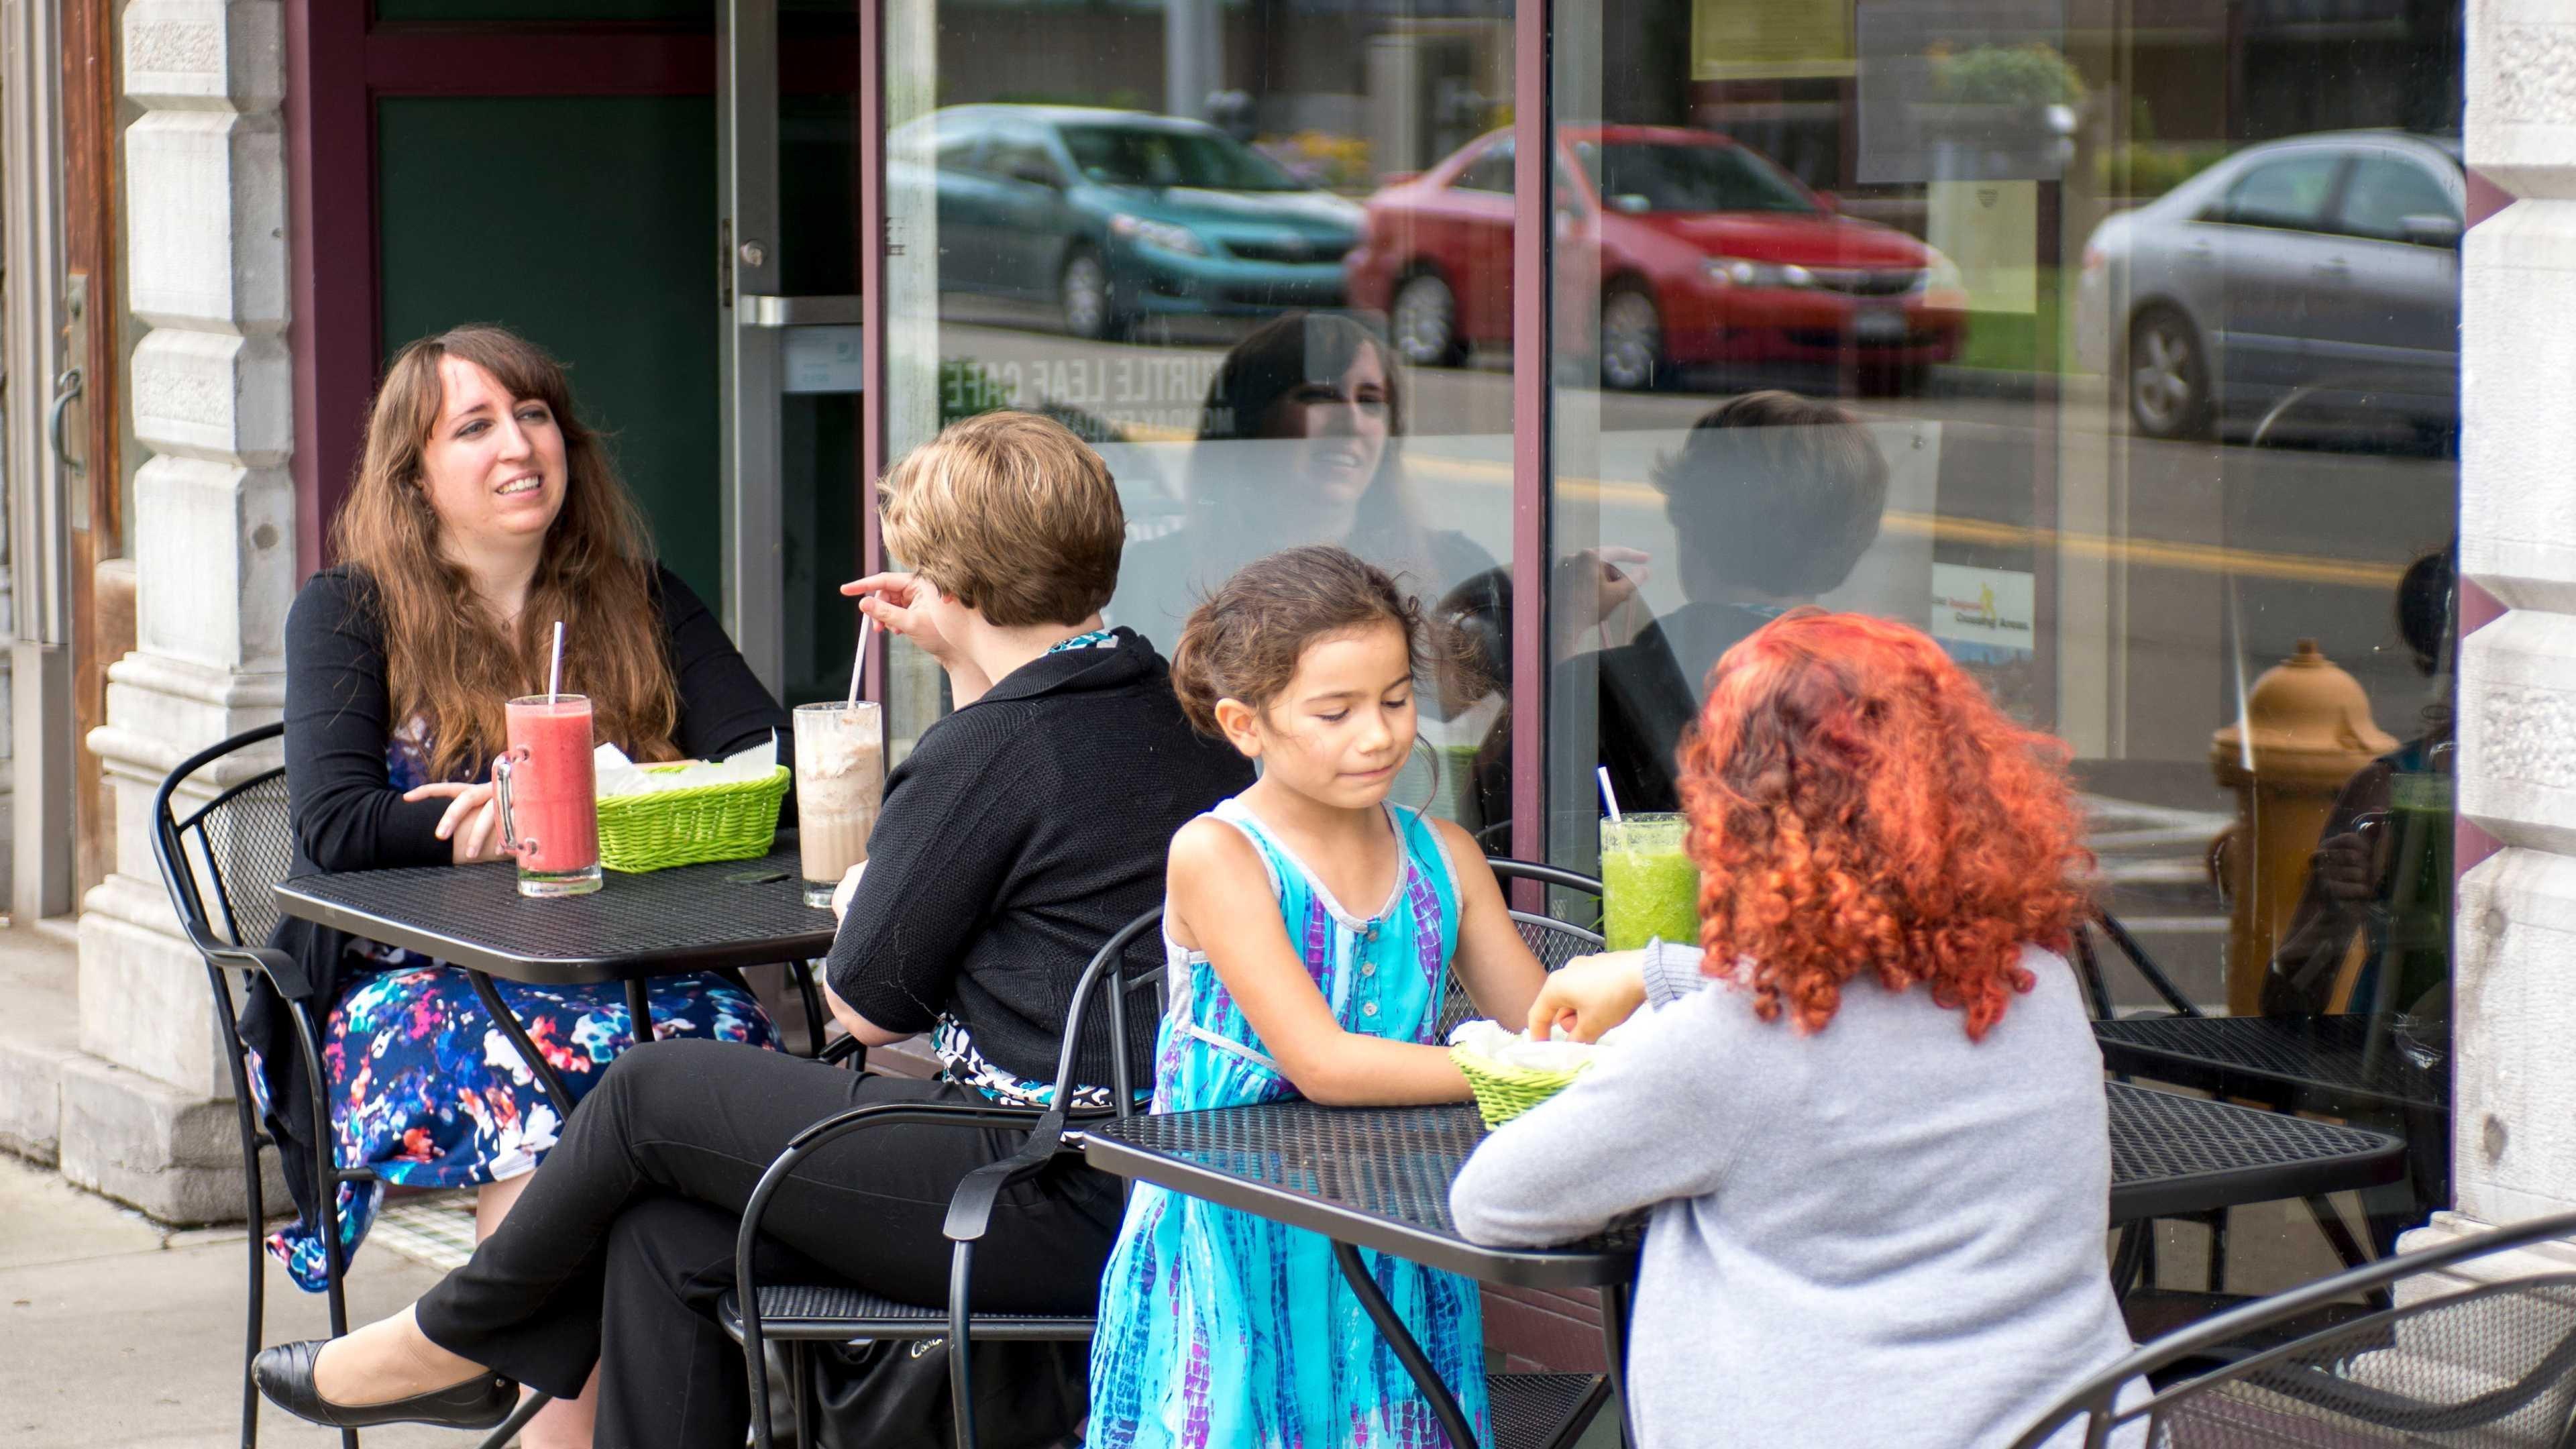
[2209, 639, 2395, 1017]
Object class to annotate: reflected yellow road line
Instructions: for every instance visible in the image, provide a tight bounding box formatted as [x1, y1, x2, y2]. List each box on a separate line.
[1106, 426, 2406, 591]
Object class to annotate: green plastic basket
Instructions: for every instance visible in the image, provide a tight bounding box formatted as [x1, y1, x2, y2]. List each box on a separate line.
[594, 765, 790, 874]
[1450, 1044, 1592, 1128]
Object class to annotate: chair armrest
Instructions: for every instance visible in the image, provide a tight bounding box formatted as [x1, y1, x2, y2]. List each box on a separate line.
[200, 940, 317, 1000]
[817, 1035, 867, 1069]
[942, 1108, 1071, 1244]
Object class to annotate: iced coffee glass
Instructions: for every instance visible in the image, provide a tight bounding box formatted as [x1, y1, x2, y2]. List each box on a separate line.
[793, 701, 885, 908]
[495, 694, 603, 898]
[1601, 812, 1699, 953]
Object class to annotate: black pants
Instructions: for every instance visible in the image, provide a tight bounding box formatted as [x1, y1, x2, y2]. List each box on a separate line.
[413, 1038, 1123, 1448]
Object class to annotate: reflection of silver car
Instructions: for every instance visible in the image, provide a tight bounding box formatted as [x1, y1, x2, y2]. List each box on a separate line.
[2074, 131, 2462, 441]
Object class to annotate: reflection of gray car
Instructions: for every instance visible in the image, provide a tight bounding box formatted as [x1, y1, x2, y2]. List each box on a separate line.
[2074, 131, 2461, 441]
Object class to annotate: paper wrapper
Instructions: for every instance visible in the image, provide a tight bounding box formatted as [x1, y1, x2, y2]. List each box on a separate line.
[1445, 1018, 1604, 1071]
[594, 737, 779, 798]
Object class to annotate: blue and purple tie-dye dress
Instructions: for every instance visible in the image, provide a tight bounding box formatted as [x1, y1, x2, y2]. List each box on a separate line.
[1087, 796, 1488, 1449]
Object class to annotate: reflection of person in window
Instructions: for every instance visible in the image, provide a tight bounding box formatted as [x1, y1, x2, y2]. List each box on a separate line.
[1112, 311, 1496, 643]
[2259, 547, 2456, 1020]
[1593, 391, 1888, 812]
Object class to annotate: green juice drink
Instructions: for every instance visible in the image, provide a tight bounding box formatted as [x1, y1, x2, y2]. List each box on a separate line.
[1601, 813, 1700, 953]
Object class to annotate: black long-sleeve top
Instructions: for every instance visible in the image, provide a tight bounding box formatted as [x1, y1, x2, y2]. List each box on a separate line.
[824, 629, 1253, 1093]
[248, 562, 788, 1228]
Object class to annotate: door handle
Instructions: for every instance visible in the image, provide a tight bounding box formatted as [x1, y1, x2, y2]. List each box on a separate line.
[2314, 258, 2351, 276]
[739, 294, 866, 328]
[48, 367, 82, 474]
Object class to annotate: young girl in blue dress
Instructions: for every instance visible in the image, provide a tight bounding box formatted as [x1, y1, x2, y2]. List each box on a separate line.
[1089, 545, 1555, 1449]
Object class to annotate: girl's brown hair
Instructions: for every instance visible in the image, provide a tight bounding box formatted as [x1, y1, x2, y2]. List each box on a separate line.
[1170, 545, 1426, 735]
[332, 325, 680, 782]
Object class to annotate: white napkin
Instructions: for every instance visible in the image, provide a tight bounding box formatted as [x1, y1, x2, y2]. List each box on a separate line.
[1446, 1018, 1603, 1072]
[593, 737, 779, 798]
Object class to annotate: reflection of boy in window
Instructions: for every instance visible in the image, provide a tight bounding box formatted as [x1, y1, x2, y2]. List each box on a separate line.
[2259, 547, 2456, 1020]
[1595, 391, 1888, 812]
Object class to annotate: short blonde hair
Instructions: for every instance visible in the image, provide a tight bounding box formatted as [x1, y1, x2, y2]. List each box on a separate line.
[879, 411, 1124, 627]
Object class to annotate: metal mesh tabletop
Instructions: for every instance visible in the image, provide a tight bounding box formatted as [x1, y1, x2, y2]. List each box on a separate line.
[1082, 1102, 1639, 1288]
[2105, 1081, 2404, 1223]
[272, 845, 835, 982]
[1082, 1088, 2404, 1279]
[2096, 1013, 2449, 1114]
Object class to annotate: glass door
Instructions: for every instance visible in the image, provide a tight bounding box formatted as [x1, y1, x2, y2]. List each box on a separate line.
[877, 0, 1524, 832]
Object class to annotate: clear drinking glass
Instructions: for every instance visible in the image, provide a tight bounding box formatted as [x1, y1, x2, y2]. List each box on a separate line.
[495, 694, 602, 898]
[793, 701, 885, 908]
[1600, 813, 1698, 953]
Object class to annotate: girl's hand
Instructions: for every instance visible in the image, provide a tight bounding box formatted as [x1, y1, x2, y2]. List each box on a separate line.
[841, 572, 958, 668]
[1525, 950, 1650, 1042]
[402, 780, 511, 865]
[830, 861, 867, 922]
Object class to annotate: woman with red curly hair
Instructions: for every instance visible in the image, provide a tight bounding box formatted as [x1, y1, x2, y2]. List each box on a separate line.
[1452, 609, 2137, 1448]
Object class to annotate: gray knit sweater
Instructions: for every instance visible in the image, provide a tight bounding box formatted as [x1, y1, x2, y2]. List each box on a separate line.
[1448, 942, 2137, 1448]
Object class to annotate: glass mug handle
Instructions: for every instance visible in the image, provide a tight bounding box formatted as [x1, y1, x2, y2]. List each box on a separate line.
[492, 748, 535, 860]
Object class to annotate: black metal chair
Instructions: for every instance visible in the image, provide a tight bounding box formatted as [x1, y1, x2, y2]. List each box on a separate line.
[723, 907, 1165, 1449]
[2008, 1208, 2576, 1448]
[152, 722, 545, 1449]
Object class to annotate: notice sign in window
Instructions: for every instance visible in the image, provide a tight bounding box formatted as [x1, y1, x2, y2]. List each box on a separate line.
[1692, 0, 1854, 82]
[1931, 564, 2036, 659]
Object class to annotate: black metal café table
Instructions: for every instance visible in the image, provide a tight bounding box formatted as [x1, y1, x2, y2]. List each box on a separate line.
[1077, 1084, 2404, 1448]
[272, 844, 837, 1120]
[2095, 1012, 2450, 1255]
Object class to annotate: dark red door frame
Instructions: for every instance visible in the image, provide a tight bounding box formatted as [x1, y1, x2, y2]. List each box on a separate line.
[1508, 0, 1552, 874]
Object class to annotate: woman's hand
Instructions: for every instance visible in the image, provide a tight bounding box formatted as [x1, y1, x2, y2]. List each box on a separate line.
[402, 780, 511, 865]
[830, 861, 867, 922]
[1525, 949, 1650, 1042]
[841, 572, 959, 668]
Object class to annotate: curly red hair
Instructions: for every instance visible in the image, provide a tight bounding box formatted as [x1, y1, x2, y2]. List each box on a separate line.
[1678, 610, 2090, 1040]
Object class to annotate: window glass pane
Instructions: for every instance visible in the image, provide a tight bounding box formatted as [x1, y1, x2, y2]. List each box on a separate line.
[2339, 154, 2462, 241]
[883, 0, 1519, 837]
[2222, 153, 2344, 229]
[1550, 0, 2465, 1140]
[1452, 142, 1516, 195]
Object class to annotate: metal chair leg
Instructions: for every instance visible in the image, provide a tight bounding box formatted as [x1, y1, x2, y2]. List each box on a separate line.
[790, 960, 828, 1059]
[790, 1342, 814, 1449]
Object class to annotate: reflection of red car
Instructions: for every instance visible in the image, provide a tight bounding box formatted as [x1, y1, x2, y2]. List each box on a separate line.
[1345, 125, 1970, 390]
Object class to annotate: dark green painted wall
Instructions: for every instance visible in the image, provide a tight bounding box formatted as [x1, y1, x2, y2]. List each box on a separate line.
[376, 95, 723, 605]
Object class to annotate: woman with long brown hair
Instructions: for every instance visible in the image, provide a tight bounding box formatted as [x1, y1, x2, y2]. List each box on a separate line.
[244, 325, 787, 1446]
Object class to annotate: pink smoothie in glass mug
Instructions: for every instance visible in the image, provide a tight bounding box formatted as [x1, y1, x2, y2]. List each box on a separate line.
[496, 694, 602, 897]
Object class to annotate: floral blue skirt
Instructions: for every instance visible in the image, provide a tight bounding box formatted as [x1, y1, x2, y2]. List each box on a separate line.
[249, 943, 778, 1291]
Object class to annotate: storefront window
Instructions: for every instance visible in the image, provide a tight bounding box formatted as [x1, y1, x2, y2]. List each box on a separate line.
[1541, 0, 2462, 1241]
[881, 0, 1519, 834]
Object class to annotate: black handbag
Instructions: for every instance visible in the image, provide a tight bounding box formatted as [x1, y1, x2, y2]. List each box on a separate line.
[807, 1335, 1087, 1449]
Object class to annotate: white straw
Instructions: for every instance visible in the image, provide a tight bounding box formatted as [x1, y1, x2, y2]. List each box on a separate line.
[845, 616, 875, 712]
[1597, 765, 1623, 823]
[547, 621, 566, 698]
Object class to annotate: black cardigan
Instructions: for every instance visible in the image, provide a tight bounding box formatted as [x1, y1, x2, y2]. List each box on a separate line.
[826, 629, 1253, 1091]
[248, 563, 788, 1231]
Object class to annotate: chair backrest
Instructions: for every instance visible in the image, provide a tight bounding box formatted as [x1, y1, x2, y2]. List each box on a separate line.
[1438, 858, 1605, 1038]
[2008, 1206, 2576, 1448]
[151, 722, 293, 956]
[1053, 907, 1168, 1122]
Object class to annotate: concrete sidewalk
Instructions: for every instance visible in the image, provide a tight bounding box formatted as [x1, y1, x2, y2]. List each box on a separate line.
[0, 1151, 459, 1448]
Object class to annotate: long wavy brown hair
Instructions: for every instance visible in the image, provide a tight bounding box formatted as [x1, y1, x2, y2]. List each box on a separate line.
[331, 325, 679, 783]
[1678, 609, 2090, 1040]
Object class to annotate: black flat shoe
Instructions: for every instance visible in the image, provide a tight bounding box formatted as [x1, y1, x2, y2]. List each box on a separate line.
[252, 1339, 518, 1430]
